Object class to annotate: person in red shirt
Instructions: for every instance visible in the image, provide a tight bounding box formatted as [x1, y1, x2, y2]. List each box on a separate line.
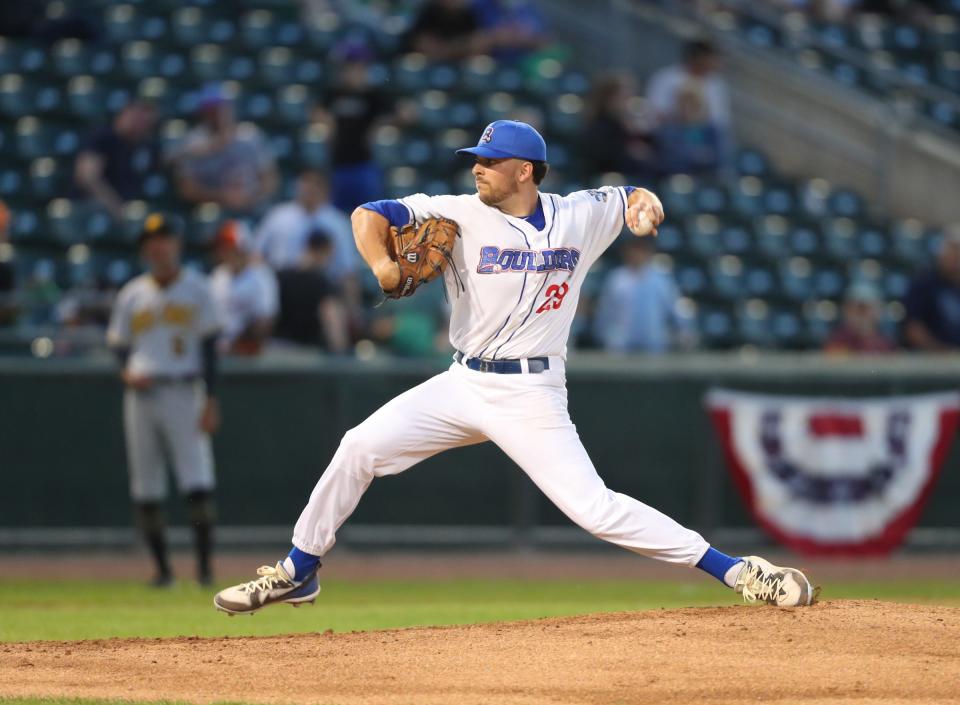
[824, 282, 896, 354]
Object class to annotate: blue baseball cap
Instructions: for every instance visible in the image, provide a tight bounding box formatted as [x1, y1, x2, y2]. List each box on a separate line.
[456, 120, 547, 162]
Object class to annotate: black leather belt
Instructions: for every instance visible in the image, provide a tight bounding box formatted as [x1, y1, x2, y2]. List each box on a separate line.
[454, 350, 549, 374]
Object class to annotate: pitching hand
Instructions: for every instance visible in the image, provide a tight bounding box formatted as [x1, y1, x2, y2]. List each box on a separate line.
[625, 188, 664, 237]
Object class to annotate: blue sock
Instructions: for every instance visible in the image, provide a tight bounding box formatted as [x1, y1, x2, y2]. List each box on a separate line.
[696, 547, 743, 588]
[282, 546, 321, 582]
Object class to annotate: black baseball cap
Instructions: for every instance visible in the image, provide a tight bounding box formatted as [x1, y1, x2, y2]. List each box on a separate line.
[138, 212, 183, 246]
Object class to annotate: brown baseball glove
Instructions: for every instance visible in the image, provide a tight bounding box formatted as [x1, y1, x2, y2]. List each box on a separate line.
[384, 216, 460, 298]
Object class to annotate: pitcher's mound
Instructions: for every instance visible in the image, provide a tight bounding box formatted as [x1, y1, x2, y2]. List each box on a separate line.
[2, 600, 958, 705]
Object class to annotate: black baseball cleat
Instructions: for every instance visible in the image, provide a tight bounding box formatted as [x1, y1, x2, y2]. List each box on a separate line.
[213, 562, 320, 615]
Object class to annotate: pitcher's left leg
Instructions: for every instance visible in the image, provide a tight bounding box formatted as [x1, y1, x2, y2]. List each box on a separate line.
[486, 383, 709, 566]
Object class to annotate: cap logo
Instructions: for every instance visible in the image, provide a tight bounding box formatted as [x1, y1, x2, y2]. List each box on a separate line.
[480, 125, 495, 144]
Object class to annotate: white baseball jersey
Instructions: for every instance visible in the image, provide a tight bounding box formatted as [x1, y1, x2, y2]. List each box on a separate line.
[209, 262, 279, 345]
[107, 269, 220, 376]
[396, 187, 631, 360]
[291, 183, 712, 569]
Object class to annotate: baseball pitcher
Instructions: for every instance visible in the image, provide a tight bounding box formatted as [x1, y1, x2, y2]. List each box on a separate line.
[214, 121, 817, 613]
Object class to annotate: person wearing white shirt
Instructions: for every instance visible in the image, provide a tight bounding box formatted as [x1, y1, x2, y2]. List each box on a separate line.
[209, 220, 279, 355]
[647, 40, 731, 130]
[255, 170, 356, 278]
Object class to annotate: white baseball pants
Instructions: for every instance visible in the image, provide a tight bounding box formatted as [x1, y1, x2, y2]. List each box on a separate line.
[293, 360, 710, 566]
[123, 383, 215, 502]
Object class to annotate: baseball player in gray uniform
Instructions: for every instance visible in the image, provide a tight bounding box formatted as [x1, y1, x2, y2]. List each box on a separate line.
[107, 213, 221, 586]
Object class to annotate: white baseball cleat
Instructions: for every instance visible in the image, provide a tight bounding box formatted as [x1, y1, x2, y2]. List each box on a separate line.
[734, 556, 818, 607]
[213, 562, 320, 615]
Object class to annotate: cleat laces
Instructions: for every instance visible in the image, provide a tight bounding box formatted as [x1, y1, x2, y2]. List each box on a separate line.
[239, 564, 291, 595]
[738, 563, 784, 604]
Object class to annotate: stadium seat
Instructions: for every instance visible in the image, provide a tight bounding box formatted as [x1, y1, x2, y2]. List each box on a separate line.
[419, 90, 452, 130]
[710, 255, 746, 300]
[771, 307, 805, 348]
[240, 10, 278, 49]
[28, 158, 60, 202]
[822, 217, 858, 262]
[779, 256, 815, 301]
[395, 54, 430, 92]
[122, 41, 161, 80]
[675, 262, 708, 297]
[653, 223, 683, 255]
[549, 93, 584, 135]
[66, 76, 106, 120]
[731, 176, 765, 217]
[659, 174, 697, 216]
[698, 306, 736, 349]
[0, 74, 31, 117]
[462, 56, 496, 94]
[687, 214, 723, 258]
[737, 299, 774, 347]
[788, 225, 821, 258]
[299, 123, 330, 167]
[890, 218, 930, 266]
[755, 215, 790, 260]
[191, 44, 227, 82]
[803, 299, 840, 345]
[481, 91, 516, 124]
[743, 262, 777, 299]
[188, 203, 223, 246]
[275, 84, 309, 125]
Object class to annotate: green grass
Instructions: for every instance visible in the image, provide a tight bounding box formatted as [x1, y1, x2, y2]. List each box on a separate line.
[1, 577, 959, 642]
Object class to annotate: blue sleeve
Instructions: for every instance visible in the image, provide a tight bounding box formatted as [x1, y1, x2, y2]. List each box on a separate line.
[360, 200, 411, 229]
[623, 186, 637, 196]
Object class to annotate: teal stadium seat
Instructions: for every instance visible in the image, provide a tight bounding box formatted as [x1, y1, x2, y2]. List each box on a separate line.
[0, 75, 31, 117]
[710, 255, 746, 300]
[190, 44, 227, 82]
[687, 214, 723, 258]
[803, 299, 840, 345]
[822, 217, 858, 262]
[755, 215, 790, 260]
[299, 124, 330, 168]
[737, 299, 774, 347]
[106, 4, 140, 44]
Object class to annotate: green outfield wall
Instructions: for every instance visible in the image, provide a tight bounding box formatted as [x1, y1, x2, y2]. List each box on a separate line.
[2, 353, 958, 542]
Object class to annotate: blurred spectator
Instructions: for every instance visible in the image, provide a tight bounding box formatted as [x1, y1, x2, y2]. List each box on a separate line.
[592, 237, 689, 353]
[274, 230, 350, 353]
[255, 169, 363, 323]
[583, 73, 657, 179]
[824, 283, 895, 354]
[167, 85, 278, 215]
[0, 2, 99, 41]
[903, 231, 960, 350]
[469, 0, 549, 62]
[406, 0, 546, 61]
[655, 79, 724, 175]
[209, 220, 278, 356]
[313, 44, 391, 213]
[255, 170, 355, 274]
[647, 40, 731, 172]
[74, 100, 159, 222]
[406, 0, 484, 60]
[0, 202, 16, 327]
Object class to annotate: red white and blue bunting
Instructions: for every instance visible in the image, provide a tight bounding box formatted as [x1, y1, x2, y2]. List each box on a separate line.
[707, 389, 960, 555]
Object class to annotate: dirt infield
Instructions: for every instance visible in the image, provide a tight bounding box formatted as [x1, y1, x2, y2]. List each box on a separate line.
[2, 600, 958, 705]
